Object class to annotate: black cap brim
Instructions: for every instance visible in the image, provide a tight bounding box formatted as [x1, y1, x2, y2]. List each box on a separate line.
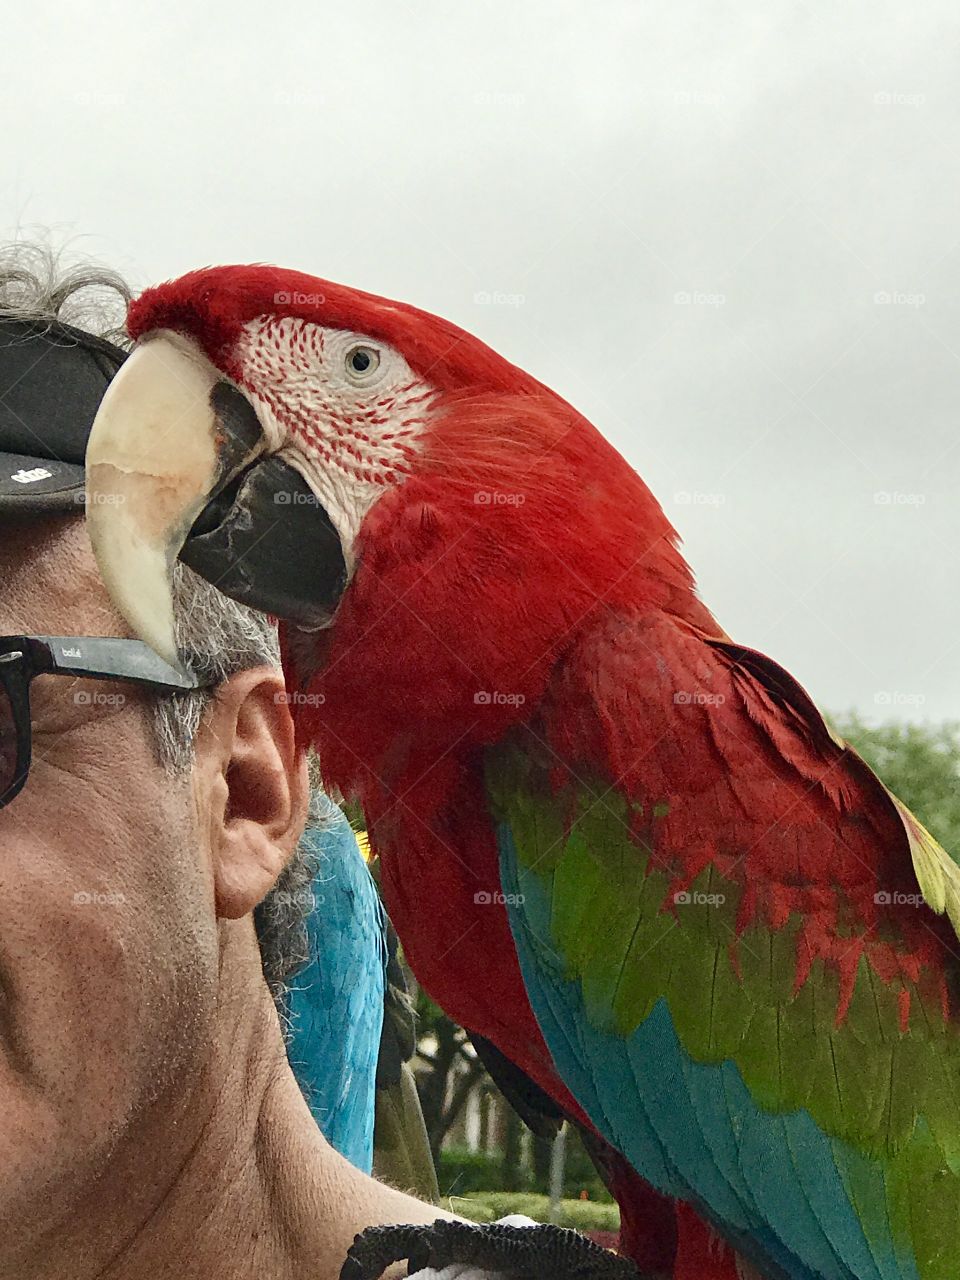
[0, 451, 86, 513]
[0, 317, 128, 519]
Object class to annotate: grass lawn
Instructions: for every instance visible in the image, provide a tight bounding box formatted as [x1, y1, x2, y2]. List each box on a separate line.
[451, 1190, 620, 1234]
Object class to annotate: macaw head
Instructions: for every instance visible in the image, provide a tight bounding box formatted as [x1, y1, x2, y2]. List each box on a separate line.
[85, 265, 695, 733]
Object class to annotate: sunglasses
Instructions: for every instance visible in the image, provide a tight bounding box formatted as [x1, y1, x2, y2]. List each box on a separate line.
[0, 636, 201, 811]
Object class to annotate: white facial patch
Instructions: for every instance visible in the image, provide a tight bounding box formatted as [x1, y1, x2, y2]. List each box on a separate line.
[232, 315, 438, 565]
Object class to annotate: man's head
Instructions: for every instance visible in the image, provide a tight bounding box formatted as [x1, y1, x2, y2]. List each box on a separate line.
[0, 247, 312, 1259]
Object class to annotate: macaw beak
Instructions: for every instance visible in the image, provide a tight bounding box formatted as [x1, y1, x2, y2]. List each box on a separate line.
[85, 331, 347, 669]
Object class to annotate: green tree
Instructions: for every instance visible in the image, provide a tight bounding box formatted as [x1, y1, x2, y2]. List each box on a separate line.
[414, 988, 486, 1165]
[832, 714, 960, 852]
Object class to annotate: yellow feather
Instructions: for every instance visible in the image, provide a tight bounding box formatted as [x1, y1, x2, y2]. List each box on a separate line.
[895, 796, 960, 940]
[354, 829, 373, 863]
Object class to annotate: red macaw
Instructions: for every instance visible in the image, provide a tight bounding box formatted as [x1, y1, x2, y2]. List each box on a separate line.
[83, 265, 960, 1280]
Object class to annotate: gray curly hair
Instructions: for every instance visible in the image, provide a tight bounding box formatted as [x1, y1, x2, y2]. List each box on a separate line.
[0, 241, 315, 1005]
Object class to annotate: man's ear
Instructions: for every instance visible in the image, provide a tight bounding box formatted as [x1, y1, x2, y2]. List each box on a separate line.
[193, 668, 309, 921]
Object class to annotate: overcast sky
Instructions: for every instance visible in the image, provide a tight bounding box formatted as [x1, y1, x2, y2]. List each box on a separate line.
[3, 1, 960, 722]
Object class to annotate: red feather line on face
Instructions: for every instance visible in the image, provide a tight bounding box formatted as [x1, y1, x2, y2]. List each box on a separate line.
[234, 313, 432, 488]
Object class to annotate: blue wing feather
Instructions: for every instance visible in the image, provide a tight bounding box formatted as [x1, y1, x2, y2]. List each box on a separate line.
[498, 818, 919, 1280]
[284, 807, 386, 1172]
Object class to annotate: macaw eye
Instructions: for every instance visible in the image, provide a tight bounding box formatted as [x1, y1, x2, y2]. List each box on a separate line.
[345, 344, 380, 380]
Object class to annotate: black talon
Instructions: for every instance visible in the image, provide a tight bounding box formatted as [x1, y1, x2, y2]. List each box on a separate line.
[339, 1223, 429, 1280]
[338, 1218, 643, 1280]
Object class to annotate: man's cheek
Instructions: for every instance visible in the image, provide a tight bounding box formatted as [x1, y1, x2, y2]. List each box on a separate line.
[2, 854, 146, 1084]
[0, 798, 194, 1097]
[0, 715, 215, 1073]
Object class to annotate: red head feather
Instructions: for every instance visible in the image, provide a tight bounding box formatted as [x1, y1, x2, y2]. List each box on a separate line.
[128, 264, 544, 394]
[126, 264, 720, 767]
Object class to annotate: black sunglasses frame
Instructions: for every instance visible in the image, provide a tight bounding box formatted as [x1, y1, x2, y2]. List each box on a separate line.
[0, 636, 201, 811]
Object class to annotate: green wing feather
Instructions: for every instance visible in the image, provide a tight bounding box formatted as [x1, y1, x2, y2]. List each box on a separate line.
[485, 611, 960, 1278]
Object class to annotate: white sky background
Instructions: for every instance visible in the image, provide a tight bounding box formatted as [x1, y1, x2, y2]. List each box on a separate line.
[3, 1, 960, 723]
